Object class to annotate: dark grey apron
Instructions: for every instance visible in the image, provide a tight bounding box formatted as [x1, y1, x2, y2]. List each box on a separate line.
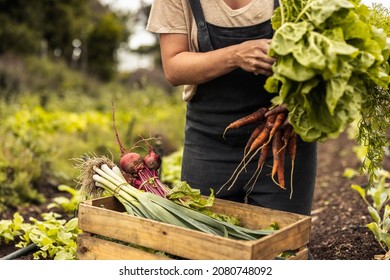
[182, 0, 317, 216]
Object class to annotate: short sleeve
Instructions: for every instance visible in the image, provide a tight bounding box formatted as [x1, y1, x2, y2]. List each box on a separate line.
[146, 0, 188, 34]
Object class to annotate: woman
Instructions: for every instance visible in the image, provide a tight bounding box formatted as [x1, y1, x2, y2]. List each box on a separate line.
[146, 0, 317, 217]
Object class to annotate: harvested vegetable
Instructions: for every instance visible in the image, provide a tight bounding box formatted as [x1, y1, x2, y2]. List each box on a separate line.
[111, 101, 169, 197]
[74, 103, 275, 239]
[75, 156, 275, 240]
[220, 0, 390, 195]
[266, 0, 390, 184]
[218, 106, 295, 195]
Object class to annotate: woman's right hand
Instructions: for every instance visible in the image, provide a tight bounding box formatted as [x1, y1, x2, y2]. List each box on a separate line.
[234, 39, 276, 76]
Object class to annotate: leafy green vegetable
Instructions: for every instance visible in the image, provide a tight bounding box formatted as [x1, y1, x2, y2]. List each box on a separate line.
[47, 184, 81, 215]
[168, 181, 241, 225]
[16, 212, 80, 260]
[0, 212, 79, 260]
[0, 213, 27, 245]
[266, 0, 390, 184]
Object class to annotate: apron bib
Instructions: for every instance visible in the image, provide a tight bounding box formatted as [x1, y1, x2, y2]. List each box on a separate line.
[182, 0, 317, 215]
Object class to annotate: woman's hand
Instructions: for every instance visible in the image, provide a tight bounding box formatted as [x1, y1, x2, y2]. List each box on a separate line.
[234, 39, 276, 76]
[159, 34, 276, 86]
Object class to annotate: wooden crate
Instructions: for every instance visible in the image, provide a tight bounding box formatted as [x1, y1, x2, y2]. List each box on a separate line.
[77, 196, 311, 260]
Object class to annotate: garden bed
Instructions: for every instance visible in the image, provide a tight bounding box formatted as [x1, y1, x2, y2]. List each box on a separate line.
[1, 132, 388, 260]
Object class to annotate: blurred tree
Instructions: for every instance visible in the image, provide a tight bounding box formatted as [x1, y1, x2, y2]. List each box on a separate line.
[87, 12, 129, 80]
[132, 1, 161, 69]
[0, 0, 44, 54]
[0, 0, 132, 81]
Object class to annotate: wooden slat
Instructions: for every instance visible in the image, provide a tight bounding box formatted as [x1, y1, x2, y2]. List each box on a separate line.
[211, 198, 307, 228]
[288, 248, 309, 260]
[77, 233, 171, 260]
[251, 218, 311, 259]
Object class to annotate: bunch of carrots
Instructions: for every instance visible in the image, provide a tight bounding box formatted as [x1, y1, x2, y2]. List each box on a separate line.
[219, 104, 297, 198]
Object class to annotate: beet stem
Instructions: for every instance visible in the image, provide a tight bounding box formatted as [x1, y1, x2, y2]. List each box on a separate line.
[112, 101, 126, 156]
[138, 168, 168, 197]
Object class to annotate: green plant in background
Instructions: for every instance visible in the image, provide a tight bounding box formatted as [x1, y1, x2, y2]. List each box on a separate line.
[160, 148, 183, 186]
[0, 85, 185, 213]
[0, 212, 80, 260]
[0, 130, 46, 212]
[0, 212, 29, 245]
[0, 184, 82, 260]
[344, 117, 389, 259]
[351, 171, 390, 260]
[17, 212, 80, 260]
[47, 185, 81, 216]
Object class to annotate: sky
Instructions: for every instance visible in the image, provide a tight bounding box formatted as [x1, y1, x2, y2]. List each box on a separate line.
[99, 0, 153, 12]
[100, 0, 390, 71]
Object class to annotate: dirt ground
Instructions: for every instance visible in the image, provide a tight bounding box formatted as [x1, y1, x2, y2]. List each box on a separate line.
[0, 131, 388, 260]
[310, 132, 388, 260]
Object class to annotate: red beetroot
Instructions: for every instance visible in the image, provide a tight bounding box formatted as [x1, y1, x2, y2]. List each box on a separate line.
[143, 147, 162, 171]
[111, 101, 169, 197]
[120, 152, 145, 175]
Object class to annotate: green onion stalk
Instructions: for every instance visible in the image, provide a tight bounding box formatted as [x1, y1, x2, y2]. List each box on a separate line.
[76, 156, 275, 240]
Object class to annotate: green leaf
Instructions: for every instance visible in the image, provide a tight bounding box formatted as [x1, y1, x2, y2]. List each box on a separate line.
[270, 21, 311, 56]
[383, 217, 390, 232]
[344, 168, 358, 179]
[57, 230, 73, 243]
[383, 233, 390, 249]
[368, 206, 381, 224]
[276, 55, 316, 82]
[351, 184, 366, 200]
[384, 205, 390, 220]
[64, 218, 79, 231]
[264, 76, 280, 94]
[54, 250, 75, 260]
[305, 0, 355, 27]
[168, 181, 214, 209]
[167, 181, 241, 226]
[293, 32, 327, 70]
[366, 222, 381, 240]
[326, 74, 350, 115]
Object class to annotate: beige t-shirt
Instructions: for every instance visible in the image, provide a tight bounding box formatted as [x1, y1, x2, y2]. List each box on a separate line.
[146, 0, 275, 101]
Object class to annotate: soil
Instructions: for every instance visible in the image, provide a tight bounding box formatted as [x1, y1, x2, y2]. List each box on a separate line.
[0, 131, 388, 260]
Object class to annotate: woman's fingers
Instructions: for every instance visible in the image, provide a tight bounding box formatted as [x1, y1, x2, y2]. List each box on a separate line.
[237, 39, 276, 75]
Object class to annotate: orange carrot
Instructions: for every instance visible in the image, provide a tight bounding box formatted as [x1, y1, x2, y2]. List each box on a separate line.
[264, 103, 288, 118]
[243, 142, 271, 202]
[258, 141, 272, 172]
[267, 112, 287, 144]
[249, 126, 270, 153]
[277, 144, 286, 189]
[264, 113, 277, 130]
[271, 129, 284, 188]
[278, 124, 293, 154]
[286, 131, 297, 198]
[223, 107, 268, 138]
[244, 121, 266, 156]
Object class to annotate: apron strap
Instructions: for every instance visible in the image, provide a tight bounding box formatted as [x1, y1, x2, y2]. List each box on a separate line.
[189, 0, 280, 52]
[188, 0, 214, 52]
